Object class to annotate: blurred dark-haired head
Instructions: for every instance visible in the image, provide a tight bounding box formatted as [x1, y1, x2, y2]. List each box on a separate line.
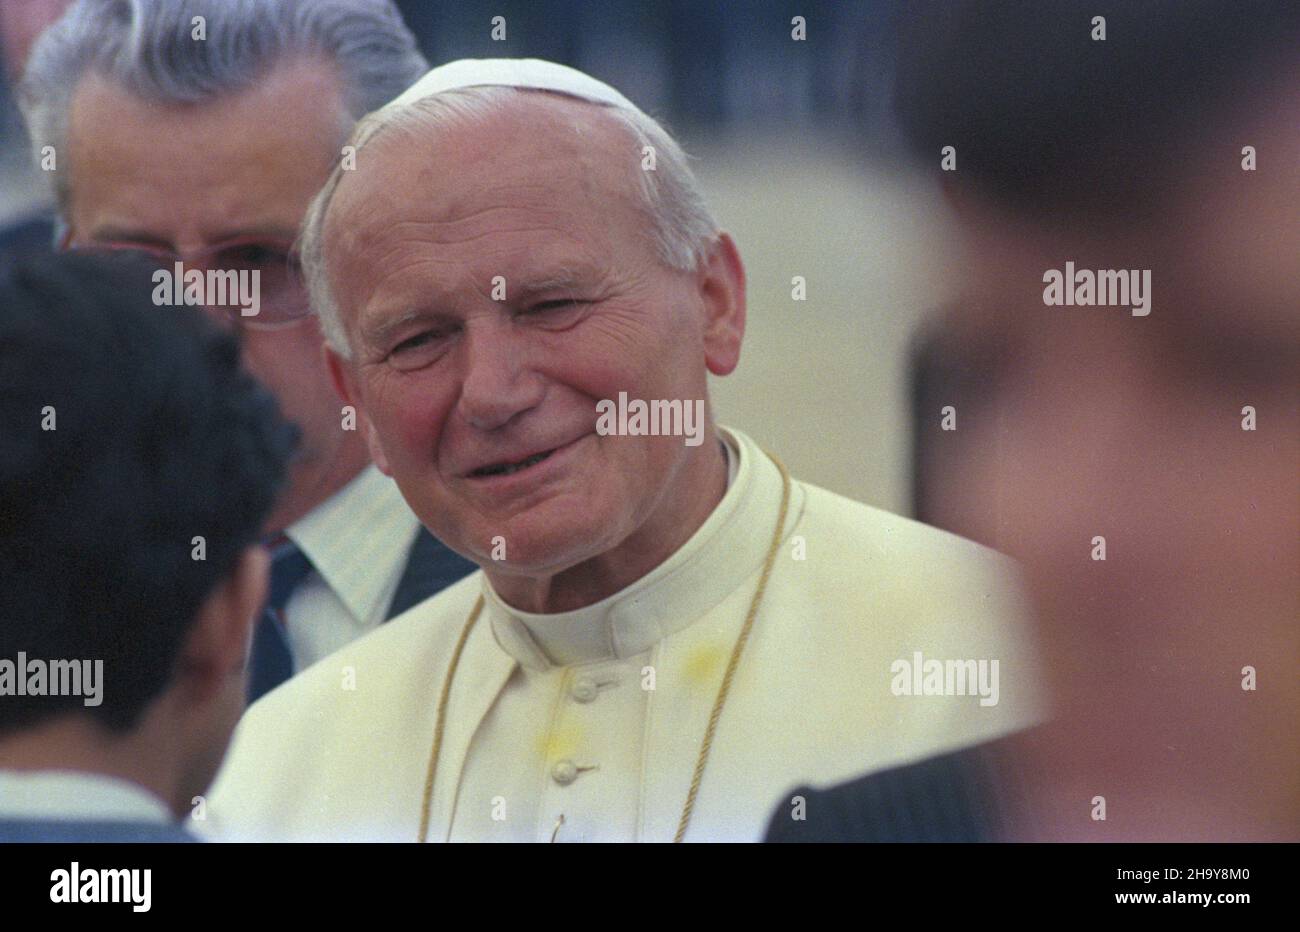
[0, 250, 295, 743]
[894, 0, 1300, 226]
[895, 2, 1299, 838]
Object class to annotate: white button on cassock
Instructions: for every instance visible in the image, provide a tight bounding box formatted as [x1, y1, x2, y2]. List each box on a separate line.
[570, 678, 598, 703]
[551, 759, 578, 786]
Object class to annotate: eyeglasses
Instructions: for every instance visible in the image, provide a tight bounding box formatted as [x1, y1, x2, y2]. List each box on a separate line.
[61, 231, 314, 330]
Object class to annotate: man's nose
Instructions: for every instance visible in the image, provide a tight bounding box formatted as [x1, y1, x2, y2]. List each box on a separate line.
[456, 319, 543, 432]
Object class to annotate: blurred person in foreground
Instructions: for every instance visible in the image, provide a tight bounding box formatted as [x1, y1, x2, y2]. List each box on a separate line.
[0, 251, 295, 842]
[768, 0, 1299, 842]
[18, 0, 472, 705]
[205, 58, 1044, 842]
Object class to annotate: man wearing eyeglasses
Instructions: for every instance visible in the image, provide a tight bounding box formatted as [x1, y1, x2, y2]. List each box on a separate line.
[19, 0, 475, 703]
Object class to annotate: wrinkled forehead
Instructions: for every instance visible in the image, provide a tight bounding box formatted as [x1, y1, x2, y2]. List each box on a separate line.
[324, 92, 646, 261]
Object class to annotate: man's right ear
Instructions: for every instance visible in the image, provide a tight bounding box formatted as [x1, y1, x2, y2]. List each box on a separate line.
[325, 345, 391, 475]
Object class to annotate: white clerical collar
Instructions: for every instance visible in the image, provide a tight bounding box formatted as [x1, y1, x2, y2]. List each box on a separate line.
[287, 464, 420, 625]
[0, 769, 171, 823]
[483, 426, 802, 670]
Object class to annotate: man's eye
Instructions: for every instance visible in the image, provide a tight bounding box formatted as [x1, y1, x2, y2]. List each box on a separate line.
[530, 300, 577, 313]
[521, 299, 589, 326]
[393, 331, 435, 353]
[387, 330, 450, 369]
[225, 244, 286, 267]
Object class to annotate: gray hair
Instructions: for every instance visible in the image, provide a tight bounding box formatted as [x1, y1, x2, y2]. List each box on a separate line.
[299, 86, 722, 357]
[18, 0, 428, 209]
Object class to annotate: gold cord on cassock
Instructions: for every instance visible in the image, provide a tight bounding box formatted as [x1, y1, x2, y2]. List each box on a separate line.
[418, 452, 792, 843]
[417, 592, 481, 844]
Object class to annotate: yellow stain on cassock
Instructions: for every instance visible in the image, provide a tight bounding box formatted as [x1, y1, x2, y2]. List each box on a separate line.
[539, 722, 582, 760]
[684, 643, 728, 687]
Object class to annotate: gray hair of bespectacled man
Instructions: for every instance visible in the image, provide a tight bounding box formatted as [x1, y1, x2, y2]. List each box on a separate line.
[298, 85, 723, 358]
[18, 0, 428, 213]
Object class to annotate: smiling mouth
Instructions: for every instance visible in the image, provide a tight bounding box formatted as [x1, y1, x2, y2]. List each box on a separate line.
[469, 448, 557, 479]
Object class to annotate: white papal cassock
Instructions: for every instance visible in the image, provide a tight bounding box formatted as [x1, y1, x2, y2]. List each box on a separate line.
[203, 427, 1043, 842]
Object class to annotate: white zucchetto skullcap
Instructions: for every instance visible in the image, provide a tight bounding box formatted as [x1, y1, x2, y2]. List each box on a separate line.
[382, 57, 644, 115]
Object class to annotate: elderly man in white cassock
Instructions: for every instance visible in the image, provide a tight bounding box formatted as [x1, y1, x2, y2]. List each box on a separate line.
[204, 58, 1044, 842]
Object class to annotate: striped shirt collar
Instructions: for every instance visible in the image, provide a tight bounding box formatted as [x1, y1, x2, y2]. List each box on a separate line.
[286, 465, 421, 625]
